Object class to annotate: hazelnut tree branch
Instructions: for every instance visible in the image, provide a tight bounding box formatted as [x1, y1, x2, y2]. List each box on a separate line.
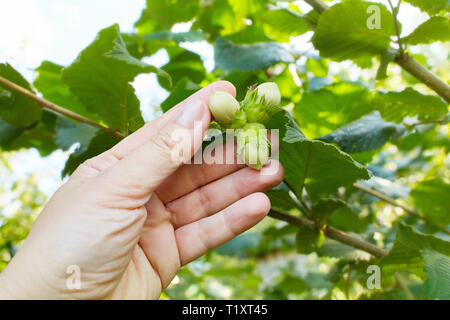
[0, 76, 125, 139]
[302, 0, 450, 103]
[269, 209, 388, 258]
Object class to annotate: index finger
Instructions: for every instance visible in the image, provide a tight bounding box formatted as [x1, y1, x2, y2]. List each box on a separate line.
[108, 80, 236, 160]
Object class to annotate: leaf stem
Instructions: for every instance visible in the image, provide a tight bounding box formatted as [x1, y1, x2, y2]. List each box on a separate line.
[345, 265, 352, 299]
[387, 0, 404, 53]
[394, 272, 415, 300]
[0, 76, 124, 139]
[269, 209, 388, 258]
[410, 118, 448, 127]
[283, 179, 315, 221]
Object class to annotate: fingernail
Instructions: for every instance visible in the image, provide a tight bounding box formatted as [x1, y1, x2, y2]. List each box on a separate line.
[176, 99, 205, 128]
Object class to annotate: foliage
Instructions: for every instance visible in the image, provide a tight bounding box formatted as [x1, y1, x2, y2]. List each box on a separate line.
[0, 0, 449, 300]
[0, 153, 46, 270]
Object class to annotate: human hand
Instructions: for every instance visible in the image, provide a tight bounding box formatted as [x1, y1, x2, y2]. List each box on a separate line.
[0, 81, 284, 299]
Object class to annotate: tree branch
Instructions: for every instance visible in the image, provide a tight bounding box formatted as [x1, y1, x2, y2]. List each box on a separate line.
[353, 183, 450, 235]
[353, 183, 418, 217]
[302, 0, 450, 103]
[394, 53, 450, 103]
[269, 210, 388, 258]
[0, 76, 125, 139]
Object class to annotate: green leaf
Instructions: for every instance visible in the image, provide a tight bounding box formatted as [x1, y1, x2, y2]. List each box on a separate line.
[160, 78, 200, 113]
[265, 187, 299, 212]
[216, 233, 262, 257]
[228, 0, 269, 17]
[373, 88, 448, 123]
[224, 25, 272, 44]
[306, 57, 328, 78]
[33, 61, 99, 122]
[0, 63, 42, 126]
[0, 63, 96, 156]
[403, 0, 450, 15]
[294, 82, 374, 138]
[311, 198, 346, 224]
[423, 249, 450, 300]
[262, 9, 310, 42]
[214, 38, 294, 72]
[143, 30, 205, 42]
[311, 0, 396, 61]
[404, 17, 450, 45]
[193, 0, 245, 39]
[61, 24, 169, 134]
[54, 118, 99, 150]
[411, 178, 450, 227]
[376, 49, 399, 80]
[381, 224, 450, 278]
[295, 224, 325, 254]
[223, 71, 266, 100]
[123, 30, 205, 60]
[159, 49, 205, 90]
[135, 0, 200, 34]
[303, 9, 320, 29]
[0, 112, 58, 156]
[0, 117, 25, 148]
[63, 131, 120, 177]
[327, 206, 368, 233]
[267, 111, 371, 200]
[320, 111, 404, 153]
[318, 239, 372, 260]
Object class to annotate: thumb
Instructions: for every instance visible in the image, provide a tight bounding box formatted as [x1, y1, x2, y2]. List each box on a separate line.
[100, 99, 210, 195]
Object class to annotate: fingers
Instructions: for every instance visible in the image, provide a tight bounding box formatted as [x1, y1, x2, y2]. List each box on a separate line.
[167, 160, 284, 229]
[106, 81, 236, 160]
[71, 81, 235, 179]
[156, 132, 280, 204]
[99, 99, 210, 197]
[155, 139, 244, 203]
[175, 193, 271, 265]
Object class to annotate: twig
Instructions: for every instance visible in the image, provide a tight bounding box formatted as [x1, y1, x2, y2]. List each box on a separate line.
[269, 210, 388, 258]
[282, 179, 315, 221]
[409, 118, 448, 127]
[387, 0, 404, 53]
[354, 183, 419, 217]
[395, 272, 415, 300]
[0, 76, 125, 139]
[302, 0, 450, 103]
[353, 183, 450, 235]
[304, 0, 328, 13]
[345, 265, 352, 299]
